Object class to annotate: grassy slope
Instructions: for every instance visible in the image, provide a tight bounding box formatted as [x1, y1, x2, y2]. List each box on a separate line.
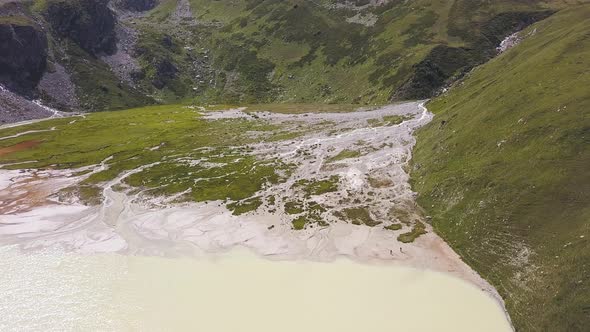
[411, 5, 590, 331]
[65, 42, 154, 112]
[130, 0, 579, 105]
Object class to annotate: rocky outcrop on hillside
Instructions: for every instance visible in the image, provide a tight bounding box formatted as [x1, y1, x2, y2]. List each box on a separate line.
[45, 0, 117, 55]
[392, 10, 554, 100]
[100, 21, 141, 86]
[152, 58, 178, 89]
[0, 21, 48, 95]
[38, 61, 80, 111]
[0, 85, 57, 124]
[115, 0, 158, 12]
[392, 45, 483, 100]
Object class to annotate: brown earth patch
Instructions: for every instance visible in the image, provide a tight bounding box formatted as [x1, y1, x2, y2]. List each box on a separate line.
[0, 140, 41, 157]
[367, 176, 393, 188]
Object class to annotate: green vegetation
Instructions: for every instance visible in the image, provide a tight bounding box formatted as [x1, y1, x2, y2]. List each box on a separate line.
[0, 15, 36, 26]
[284, 197, 329, 229]
[384, 223, 402, 231]
[294, 175, 340, 196]
[227, 197, 263, 215]
[146, 0, 178, 22]
[411, 6, 590, 330]
[66, 42, 154, 112]
[292, 215, 308, 230]
[16, 0, 579, 111]
[213, 41, 277, 103]
[266, 195, 276, 206]
[30, 0, 49, 13]
[189, 0, 246, 24]
[215, 0, 571, 103]
[335, 207, 381, 227]
[264, 131, 301, 142]
[284, 201, 304, 215]
[0, 104, 289, 203]
[290, 201, 329, 230]
[326, 149, 361, 163]
[397, 221, 427, 243]
[59, 184, 102, 205]
[5, 2, 588, 327]
[303, 201, 329, 227]
[388, 205, 415, 225]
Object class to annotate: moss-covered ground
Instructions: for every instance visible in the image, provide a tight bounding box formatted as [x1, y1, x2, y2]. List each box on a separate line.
[397, 221, 427, 243]
[335, 207, 382, 227]
[0, 104, 288, 204]
[293, 176, 340, 197]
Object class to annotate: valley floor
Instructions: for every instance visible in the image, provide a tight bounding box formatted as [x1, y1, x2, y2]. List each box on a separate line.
[0, 101, 510, 326]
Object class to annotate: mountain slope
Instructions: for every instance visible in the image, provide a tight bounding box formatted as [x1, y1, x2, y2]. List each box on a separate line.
[1, 0, 582, 121]
[411, 5, 590, 331]
[135, 0, 571, 104]
[0, 15, 47, 95]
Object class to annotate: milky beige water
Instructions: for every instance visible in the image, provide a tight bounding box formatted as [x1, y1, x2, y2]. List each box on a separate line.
[0, 246, 511, 332]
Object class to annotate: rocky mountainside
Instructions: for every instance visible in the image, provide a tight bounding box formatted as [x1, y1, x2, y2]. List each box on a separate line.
[44, 0, 117, 55]
[0, 15, 47, 95]
[114, 0, 158, 12]
[0, 0, 581, 122]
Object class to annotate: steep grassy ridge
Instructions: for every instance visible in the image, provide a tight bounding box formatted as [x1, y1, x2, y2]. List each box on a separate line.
[411, 6, 590, 331]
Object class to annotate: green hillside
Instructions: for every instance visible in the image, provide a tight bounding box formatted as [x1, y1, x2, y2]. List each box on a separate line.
[411, 5, 590, 331]
[1, 0, 577, 111]
[134, 0, 573, 105]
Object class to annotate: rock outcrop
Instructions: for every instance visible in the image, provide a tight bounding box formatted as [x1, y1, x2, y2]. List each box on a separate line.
[0, 20, 48, 95]
[152, 58, 178, 89]
[0, 84, 56, 124]
[115, 0, 158, 12]
[392, 10, 554, 100]
[45, 0, 117, 56]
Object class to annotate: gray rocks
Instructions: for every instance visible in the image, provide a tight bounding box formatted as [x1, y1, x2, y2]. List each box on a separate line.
[0, 22, 48, 95]
[38, 62, 79, 111]
[45, 0, 117, 56]
[152, 59, 178, 89]
[0, 86, 55, 124]
[115, 0, 158, 12]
